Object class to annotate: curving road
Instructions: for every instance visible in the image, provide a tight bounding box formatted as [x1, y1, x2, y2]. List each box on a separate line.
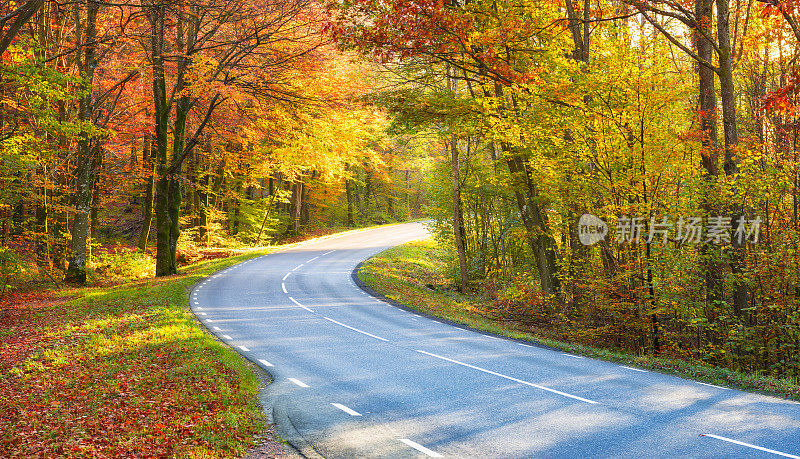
[191, 222, 800, 458]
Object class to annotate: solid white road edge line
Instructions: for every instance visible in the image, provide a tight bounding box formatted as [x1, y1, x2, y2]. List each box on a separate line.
[288, 296, 314, 312]
[620, 365, 648, 373]
[700, 434, 800, 458]
[323, 316, 389, 342]
[289, 378, 309, 388]
[331, 403, 362, 416]
[238, 345, 250, 352]
[696, 381, 729, 390]
[399, 439, 443, 457]
[416, 349, 599, 404]
[281, 283, 287, 293]
[258, 359, 273, 367]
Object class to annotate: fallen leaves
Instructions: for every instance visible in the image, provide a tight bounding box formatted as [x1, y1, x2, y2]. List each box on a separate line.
[0, 272, 265, 457]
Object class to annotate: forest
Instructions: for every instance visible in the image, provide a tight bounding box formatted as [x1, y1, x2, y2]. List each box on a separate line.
[2, 0, 800, 384]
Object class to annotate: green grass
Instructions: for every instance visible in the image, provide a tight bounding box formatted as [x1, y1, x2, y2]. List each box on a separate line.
[359, 238, 800, 401]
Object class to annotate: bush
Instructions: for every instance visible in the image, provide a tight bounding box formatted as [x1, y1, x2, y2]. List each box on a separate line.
[0, 248, 22, 295]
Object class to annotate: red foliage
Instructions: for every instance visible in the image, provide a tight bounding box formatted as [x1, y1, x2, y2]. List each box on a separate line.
[762, 72, 800, 115]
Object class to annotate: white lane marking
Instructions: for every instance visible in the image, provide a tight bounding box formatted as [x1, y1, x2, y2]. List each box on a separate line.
[696, 381, 729, 390]
[196, 307, 203, 310]
[400, 439, 443, 457]
[307, 256, 319, 262]
[213, 326, 222, 331]
[198, 312, 207, 316]
[289, 378, 309, 388]
[700, 434, 800, 458]
[321, 250, 336, 256]
[323, 317, 389, 342]
[196, 285, 203, 289]
[331, 403, 362, 416]
[620, 365, 648, 373]
[416, 350, 598, 404]
[288, 296, 314, 312]
[562, 353, 583, 359]
[283, 272, 291, 281]
[193, 301, 199, 305]
[238, 345, 250, 352]
[282, 283, 288, 293]
[205, 319, 213, 323]
[258, 359, 274, 367]
[292, 263, 304, 271]
[222, 335, 233, 340]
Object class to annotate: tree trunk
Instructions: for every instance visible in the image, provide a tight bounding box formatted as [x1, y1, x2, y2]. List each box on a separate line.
[345, 179, 355, 226]
[151, 1, 175, 276]
[138, 135, 155, 251]
[35, 166, 50, 268]
[696, 0, 724, 306]
[290, 181, 303, 234]
[717, 0, 748, 316]
[65, 0, 100, 285]
[450, 135, 469, 292]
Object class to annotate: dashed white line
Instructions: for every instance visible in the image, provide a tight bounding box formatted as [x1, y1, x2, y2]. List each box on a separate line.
[196, 307, 203, 310]
[321, 250, 336, 256]
[400, 439, 442, 457]
[323, 317, 389, 342]
[292, 263, 304, 271]
[205, 319, 213, 323]
[416, 349, 598, 404]
[288, 296, 314, 312]
[620, 365, 648, 373]
[331, 403, 362, 416]
[198, 312, 207, 316]
[289, 378, 309, 388]
[282, 283, 288, 293]
[258, 359, 273, 367]
[237, 345, 250, 352]
[700, 434, 800, 458]
[696, 381, 729, 390]
[222, 334, 233, 340]
[213, 326, 222, 331]
[282, 272, 291, 281]
[307, 256, 319, 262]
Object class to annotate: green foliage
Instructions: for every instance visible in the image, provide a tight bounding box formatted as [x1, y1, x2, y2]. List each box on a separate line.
[0, 248, 22, 295]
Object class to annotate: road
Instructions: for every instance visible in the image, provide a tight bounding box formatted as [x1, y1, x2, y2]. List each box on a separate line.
[191, 222, 800, 458]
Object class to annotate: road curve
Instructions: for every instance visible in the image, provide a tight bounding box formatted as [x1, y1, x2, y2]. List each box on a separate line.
[191, 222, 800, 458]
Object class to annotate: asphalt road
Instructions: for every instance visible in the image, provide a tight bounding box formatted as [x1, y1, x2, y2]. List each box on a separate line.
[191, 222, 800, 458]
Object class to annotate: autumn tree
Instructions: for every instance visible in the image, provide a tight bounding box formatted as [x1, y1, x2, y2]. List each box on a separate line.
[143, 0, 321, 275]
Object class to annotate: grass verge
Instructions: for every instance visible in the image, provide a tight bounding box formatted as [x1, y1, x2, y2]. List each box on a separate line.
[359, 238, 800, 401]
[0, 248, 283, 457]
